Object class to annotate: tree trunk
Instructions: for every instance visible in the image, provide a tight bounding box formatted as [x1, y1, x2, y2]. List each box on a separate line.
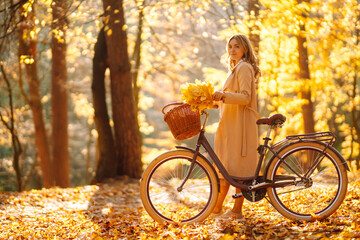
[247, 0, 261, 123]
[132, 0, 144, 109]
[51, 0, 69, 187]
[131, 0, 145, 163]
[351, 7, 360, 170]
[297, 0, 315, 134]
[18, 3, 54, 188]
[91, 27, 117, 183]
[103, 0, 142, 178]
[296, 0, 315, 171]
[0, 64, 23, 191]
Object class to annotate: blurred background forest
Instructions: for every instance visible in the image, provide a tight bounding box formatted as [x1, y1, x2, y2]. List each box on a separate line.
[0, 0, 359, 191]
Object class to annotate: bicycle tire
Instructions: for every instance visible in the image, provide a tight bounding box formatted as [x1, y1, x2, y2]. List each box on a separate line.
[140, 150, 219, 224]
[266, 141, 348, 221]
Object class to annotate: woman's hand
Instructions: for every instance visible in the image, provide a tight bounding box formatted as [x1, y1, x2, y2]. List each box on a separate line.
[213, 91, 225, 102]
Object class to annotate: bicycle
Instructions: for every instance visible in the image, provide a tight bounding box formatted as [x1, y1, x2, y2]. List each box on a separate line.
[140, 103, 349, 224]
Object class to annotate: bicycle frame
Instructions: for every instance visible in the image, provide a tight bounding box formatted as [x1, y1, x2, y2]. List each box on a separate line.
[176, 111, 350, 192]
[140, 109, 350, 223]
[176, 111, 296, 191]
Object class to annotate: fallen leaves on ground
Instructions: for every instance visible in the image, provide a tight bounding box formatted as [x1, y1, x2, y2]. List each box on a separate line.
[0, 174, 359, 239]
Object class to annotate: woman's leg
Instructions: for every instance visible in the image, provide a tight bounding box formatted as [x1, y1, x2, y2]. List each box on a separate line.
[232, 187, 244, 215]
[212, 179, 230, 213]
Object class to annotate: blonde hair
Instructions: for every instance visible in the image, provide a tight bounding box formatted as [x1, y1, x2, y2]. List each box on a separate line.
[226, 34, 261, 79]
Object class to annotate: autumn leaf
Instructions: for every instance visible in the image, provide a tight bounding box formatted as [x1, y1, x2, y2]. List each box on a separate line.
[181, 80, 215, 113]
[0, 173, 360, 239]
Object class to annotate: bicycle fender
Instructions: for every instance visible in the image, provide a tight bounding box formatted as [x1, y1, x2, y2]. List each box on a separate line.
[264, 141, 350, 180]
[327, 144, 350, 171]
[175, 146, 221, 190]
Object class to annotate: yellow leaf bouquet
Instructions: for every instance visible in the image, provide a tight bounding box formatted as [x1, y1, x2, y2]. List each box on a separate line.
[181, 80, 215, 113]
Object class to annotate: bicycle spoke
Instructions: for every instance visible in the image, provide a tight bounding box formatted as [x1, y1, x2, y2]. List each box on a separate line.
[274, 187, 308, 196]
[268, 143, 347, 220]
[145, 154, 215, 223]
[310, 165, 338, 180]
[183, 183, 212, 189]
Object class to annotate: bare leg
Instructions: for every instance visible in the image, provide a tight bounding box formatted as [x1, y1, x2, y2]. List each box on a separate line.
[232, 187, 244, 216]
[212, 179, 230, 213]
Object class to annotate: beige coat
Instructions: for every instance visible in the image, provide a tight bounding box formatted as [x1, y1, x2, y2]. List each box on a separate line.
[214, 61, 259, 179]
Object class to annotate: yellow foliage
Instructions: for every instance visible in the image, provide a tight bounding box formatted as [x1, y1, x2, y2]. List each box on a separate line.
[22, 1, 34, 17]
[52, 29, 65, 43]
[341, 131, 359, 162]
[0, 115, 9, 123]
[181, 80, 214, 113]
[91, 129, 98, 138]
[20, 55, 34, 65]
[202, 67, 227, 90]
[71, 93, 94, 123]
[41, 95, 49, 104]
[138, 112, 154, 135]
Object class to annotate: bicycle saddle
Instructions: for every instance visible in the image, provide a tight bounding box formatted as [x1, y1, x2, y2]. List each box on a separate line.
[256, 113, 286, 126]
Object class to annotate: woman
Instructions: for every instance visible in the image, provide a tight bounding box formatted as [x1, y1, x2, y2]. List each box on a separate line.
[212, 34, 261, 219]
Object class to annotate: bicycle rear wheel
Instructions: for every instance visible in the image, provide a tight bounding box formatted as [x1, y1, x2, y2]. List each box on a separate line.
[267, 142, 348, 221]
[140, 150, 218, 224]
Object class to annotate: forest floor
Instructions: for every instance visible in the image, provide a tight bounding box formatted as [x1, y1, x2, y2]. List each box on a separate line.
[0, 172, 360, 239]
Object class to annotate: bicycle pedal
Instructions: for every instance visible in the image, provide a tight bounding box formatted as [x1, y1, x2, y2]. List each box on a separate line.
[232, 193, 243, 199]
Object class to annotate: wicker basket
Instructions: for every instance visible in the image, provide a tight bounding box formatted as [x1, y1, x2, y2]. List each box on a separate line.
[162, 102, 201, 140]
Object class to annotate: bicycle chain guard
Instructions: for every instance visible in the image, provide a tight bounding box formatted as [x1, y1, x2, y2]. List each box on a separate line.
[242, 176, 267, 202]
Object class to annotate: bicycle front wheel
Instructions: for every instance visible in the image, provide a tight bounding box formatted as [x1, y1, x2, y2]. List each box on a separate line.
[267, 142, 348, 221]
[140, 150, 219, 224]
